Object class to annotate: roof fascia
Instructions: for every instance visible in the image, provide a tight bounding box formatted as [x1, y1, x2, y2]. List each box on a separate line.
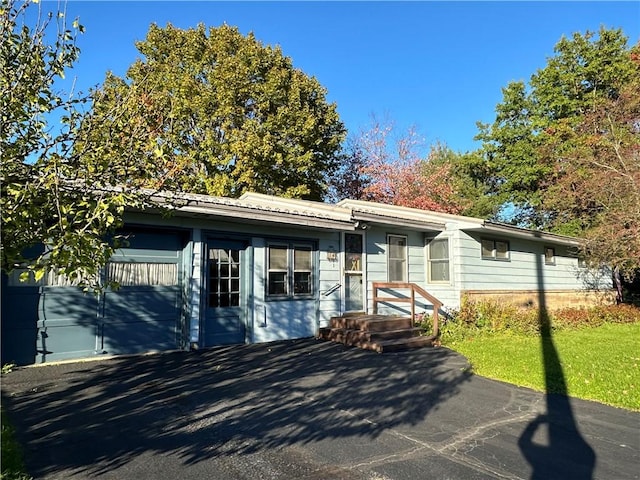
[239, 192, 353, 220]
[337, 199, 485, 223]
[464, 221, 582, 246]
[351, 211, 445, 232]
[146, 191, 356, 231]
[176, 203, 356, 231]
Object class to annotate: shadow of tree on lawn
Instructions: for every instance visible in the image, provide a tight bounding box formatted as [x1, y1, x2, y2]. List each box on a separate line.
[518, 249, 596, 479]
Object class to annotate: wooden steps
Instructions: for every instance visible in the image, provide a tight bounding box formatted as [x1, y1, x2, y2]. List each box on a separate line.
[317, 313, 436, 353]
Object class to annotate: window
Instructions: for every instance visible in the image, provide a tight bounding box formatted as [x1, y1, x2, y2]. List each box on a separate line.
[481, 239, 510, 261]
[345, 233, 363, 272]
[428, 237, 450, 283]
[544, 247, 556, 266]
[267, 243, 314, 297]
[268, 245, 288, 295]
[388, 235, 407, 282]
[108, 262, 178, 286]
[293, 246, 312, 294]
[208, 247, 241, 307]
[568, 247, 587, 268]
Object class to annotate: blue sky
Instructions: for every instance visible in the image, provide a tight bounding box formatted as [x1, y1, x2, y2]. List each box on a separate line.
[51, 1, 640, 153]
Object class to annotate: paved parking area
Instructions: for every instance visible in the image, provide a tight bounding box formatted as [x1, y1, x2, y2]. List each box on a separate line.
[2, 339, 639, 479]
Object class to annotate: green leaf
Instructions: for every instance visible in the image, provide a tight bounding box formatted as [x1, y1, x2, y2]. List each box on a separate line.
[34, 269, 45, 282]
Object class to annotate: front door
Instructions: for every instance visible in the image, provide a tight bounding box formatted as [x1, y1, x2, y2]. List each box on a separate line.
[204, 239, 247, 346]
[344, 233, 364, 312]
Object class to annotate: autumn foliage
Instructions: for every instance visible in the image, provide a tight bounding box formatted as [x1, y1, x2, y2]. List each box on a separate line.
[542, 44, 640, 279]
[334, 118, 474, 215]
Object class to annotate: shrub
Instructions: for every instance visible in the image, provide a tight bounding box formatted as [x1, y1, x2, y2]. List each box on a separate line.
[449, 297, 540, 334]
[1, 408, 32, 480]
[553, 304, 640, 330]
[440, 300, 640, 344]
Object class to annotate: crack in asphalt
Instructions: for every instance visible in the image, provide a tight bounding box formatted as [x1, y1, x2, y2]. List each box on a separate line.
[332, 390, 542, 480]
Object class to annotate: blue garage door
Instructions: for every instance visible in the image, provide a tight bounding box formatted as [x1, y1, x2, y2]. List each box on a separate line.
[1, 270, 100, 365]
[100, 229, 187, 356]
[0, 229, 187, 366]
[1, 274, 40, 366]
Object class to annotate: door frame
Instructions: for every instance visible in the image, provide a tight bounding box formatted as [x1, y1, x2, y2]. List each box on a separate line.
[201, 235, 252, 346]
[342, 231, 367, 313]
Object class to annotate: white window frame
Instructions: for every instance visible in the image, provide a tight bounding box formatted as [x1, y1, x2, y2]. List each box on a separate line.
[544, 246, 556, 266]
[481, 238, 510, 261]
[387, 234, 408, 283]
[293, 244, 313, 296]
[266, 242, 314, 299]
[427, 236, 451, 284]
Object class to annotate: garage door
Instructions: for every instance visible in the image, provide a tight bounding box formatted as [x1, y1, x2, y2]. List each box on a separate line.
[0, 229, 188, 366]
[100, 229, 187, 356]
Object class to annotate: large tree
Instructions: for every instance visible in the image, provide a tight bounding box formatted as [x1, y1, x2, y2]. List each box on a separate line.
[80, 23, 346, 200]
[475, 27, 637, 228]
[541, 49, 640, 279]
[474, 27, 639, 279]
[1, 0, 170, 290]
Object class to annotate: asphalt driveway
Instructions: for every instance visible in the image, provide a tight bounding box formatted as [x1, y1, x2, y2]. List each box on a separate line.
[1, 339, 638, 479]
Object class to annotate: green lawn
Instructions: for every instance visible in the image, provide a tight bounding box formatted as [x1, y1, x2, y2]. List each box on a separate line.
[446, 323, 640, 411]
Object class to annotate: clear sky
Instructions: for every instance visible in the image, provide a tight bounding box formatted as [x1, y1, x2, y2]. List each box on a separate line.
[50, 1, 640, 153]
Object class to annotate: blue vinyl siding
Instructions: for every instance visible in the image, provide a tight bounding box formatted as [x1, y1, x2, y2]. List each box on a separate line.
[457, 231, 612, 294]
[364, 227, 429, 316]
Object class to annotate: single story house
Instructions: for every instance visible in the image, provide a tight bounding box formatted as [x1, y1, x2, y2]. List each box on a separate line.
[1, 191, 613, 365]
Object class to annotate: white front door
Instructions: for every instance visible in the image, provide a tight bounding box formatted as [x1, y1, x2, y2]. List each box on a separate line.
[344, 233, 364, 312]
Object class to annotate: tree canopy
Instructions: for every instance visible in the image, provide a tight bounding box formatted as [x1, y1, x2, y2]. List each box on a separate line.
[541, 50, 640, 278]
[2, 6, 345, 289]
[473, 27, 639, 278]
[475, 27, 637, 229]
[80, 23, 346, 200]
[1, 0, 134, 289]
[330, 117, 493, 217]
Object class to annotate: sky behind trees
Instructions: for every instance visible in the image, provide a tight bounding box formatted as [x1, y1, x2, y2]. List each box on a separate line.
[52, 1, 640, 153]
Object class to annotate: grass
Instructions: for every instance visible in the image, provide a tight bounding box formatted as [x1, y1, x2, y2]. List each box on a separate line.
[1, 408, 32, 480]
[446, 322, 640, 411]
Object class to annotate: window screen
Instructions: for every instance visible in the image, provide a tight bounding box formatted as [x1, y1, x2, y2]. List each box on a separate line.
[428, 238, 450, 282]
[267, 243, 314, 297]
[388, 235, 407, 282]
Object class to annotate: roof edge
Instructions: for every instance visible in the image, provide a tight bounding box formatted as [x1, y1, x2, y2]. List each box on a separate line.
[477, 221, 583, 246]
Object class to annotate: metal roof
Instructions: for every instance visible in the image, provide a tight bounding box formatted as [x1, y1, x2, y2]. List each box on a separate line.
[473, 221, 583, 246]
[144, 190, 582, 244]
[149, 190, 356, 231]
[337, 198, 475, 231]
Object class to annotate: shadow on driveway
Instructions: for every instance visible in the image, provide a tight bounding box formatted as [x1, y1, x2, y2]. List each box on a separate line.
[1, 339, 472, 478]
